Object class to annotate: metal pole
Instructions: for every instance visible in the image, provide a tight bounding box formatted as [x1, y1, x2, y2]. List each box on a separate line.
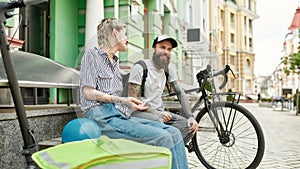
[296, 75, 299, 116]
[0, 7, 37, 168]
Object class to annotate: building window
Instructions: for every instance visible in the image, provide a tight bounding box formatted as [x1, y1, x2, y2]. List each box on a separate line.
[20, 3, 50, 57]
[230, 33, 235, 43]
[245, 58, 251, 74]
[131, 1, 139, 22]
[189, 5, 192, 24]
[248, 0, 252, 10]
[184, 1, 192, 24]
[230, 13, 235, 23]
[230, 78, 235, 89]
[246, 59, 251, 68]
[230, 55, 235, 65]
[245, 79, 251, 93]
[249, 19, 252, 32]
[230, 13, 235, 28]
[221, 10, 225, 26]
[249, 38, 252, 47]
[220, 31, 224, 43]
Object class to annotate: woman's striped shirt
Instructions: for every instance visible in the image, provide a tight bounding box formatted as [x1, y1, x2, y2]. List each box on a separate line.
[80, 47, 129, 117]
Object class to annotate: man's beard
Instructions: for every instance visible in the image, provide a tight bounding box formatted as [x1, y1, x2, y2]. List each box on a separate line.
[152, 51, 170, 70]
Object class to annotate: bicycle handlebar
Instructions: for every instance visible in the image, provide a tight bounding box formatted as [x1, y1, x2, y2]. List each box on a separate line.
[196, 64, 236, 92]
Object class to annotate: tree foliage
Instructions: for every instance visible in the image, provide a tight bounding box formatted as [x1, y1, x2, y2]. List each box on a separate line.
[282, 53, 300, 75]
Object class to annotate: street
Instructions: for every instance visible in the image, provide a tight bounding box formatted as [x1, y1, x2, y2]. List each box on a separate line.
[187, 103, 300, 169]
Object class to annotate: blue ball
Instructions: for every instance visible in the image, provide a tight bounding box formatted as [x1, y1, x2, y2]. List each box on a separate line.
[62, 118, 101, 143]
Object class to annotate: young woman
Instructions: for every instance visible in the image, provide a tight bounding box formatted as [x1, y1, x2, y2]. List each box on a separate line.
[80, 17, 188, 169]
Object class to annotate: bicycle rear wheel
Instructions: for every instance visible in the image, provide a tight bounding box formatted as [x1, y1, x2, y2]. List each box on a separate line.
[192, 101, 265, 169]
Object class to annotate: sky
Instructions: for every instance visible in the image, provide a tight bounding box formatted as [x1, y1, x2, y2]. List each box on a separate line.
[253, 0, 299, 76]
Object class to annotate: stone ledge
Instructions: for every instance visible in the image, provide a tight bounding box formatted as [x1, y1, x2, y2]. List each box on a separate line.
[38, 137, 62, 150]
[0, 105, 82, 121]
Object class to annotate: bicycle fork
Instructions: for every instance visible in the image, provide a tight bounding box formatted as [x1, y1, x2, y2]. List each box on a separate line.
[207, 102, 237, 146]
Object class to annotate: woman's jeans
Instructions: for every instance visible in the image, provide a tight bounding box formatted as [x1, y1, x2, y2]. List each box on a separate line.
[87, 103, 188, 169]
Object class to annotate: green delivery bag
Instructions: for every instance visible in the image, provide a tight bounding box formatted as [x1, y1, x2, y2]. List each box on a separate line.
[32, 135, 172, 169]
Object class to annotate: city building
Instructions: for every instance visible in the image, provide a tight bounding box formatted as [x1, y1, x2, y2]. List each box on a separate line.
[209, 0, 258, 97]
[1, 0, 212, 105]
[276, 7, 300, 98]
[1, 0, 261, 103]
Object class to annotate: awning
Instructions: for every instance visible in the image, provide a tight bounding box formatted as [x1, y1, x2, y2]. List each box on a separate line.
[0, 51, 79, 89]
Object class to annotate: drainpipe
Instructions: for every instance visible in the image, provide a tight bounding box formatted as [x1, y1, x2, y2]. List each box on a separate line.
[144, 4, 149, 59]
[114, 0, 118, 18]
[238, 49, 241, 90]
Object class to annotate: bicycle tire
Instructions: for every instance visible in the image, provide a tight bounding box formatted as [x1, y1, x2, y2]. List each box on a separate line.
[192, 101, 265, 169]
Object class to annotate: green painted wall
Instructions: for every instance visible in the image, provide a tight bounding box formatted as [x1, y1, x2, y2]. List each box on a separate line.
[50, 0, 78, 67]
[49, 0, 79, 103]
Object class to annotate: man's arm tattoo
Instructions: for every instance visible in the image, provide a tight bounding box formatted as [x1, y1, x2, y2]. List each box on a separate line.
[128, 83, 141, 98]
[172, 81, 193, 118]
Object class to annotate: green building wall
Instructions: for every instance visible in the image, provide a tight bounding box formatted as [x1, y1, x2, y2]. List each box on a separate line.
[49, 0, 78, 66]
[49, 0, 79, 103]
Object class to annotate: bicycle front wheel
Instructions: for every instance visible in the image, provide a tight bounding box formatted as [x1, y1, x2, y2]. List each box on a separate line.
[192, 102, 265, 169]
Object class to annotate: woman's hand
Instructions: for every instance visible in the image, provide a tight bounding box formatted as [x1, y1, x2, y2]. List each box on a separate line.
[122, 97, 149, 111]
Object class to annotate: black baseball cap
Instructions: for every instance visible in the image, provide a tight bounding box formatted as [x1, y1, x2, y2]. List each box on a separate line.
[152, 35, 178, 48]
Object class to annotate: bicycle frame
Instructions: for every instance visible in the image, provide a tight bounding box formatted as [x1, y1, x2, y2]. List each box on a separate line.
[186, 65, 243, 142]
[188, 87, 234, 140]
[183, 65, 264, 168]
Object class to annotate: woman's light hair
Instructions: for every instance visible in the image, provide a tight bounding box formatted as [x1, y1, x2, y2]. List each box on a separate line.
[97, 17, 126, 49]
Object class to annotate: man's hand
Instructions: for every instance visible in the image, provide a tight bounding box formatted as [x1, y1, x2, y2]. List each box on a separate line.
[187, 117, 198, 134]
[160, 111, 172, 123]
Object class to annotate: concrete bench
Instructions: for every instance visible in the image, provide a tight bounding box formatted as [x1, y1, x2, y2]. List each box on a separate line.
[38, 137, 62, 150]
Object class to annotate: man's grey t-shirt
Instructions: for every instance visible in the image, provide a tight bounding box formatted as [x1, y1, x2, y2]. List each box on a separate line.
[128, 59, 177, 111]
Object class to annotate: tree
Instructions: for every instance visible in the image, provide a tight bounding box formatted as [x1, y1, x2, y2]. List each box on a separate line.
[282, 31, 300, 115]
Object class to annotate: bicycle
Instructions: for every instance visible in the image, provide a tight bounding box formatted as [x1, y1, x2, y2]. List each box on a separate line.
[165, 64, 265, 169]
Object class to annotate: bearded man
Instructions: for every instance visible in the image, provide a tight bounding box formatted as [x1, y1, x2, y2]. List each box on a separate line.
[127, 35, 198, 144]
